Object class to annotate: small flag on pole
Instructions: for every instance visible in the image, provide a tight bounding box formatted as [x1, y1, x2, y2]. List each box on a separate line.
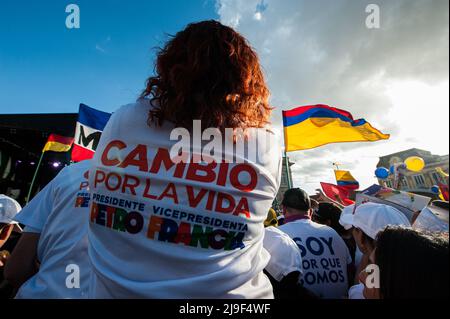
[27, 133, 74, 203]
[42, 134, 74, 153]
[72, 104, 111, 162]
[334, 170, 359, 191]
[282, 104, 390, 151]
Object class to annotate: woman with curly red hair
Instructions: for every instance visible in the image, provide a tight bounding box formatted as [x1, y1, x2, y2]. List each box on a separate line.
[142, 20, 272, 131]
[87, 20, 281, 298]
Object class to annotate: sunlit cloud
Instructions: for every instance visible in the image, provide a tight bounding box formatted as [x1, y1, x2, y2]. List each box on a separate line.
[216, 0, 449, 193]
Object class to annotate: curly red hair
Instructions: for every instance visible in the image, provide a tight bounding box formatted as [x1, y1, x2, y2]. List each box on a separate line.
[141, 20, 272, 130]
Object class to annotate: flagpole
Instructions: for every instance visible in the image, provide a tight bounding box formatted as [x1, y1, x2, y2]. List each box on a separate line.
[26, 152, 44, 204]
[284, 150, 293, 189]
[282, 120, 293, 189]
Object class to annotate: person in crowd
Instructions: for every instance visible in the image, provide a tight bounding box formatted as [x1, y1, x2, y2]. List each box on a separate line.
[262, 226, 308, 298]
[338, 204, 363, 272]
[312, 202, 346, 236]
[0, 194, 22, 258]
[87, 20, 281, 298]
[311, 189, 345, 209]
[310, 199, 319, 214]
[313, 202, 358, 280]
[345, 202, 411, 298]
[360, 226, 448, 299]
[278, 188, 352, 299]
[0, 194, 22, 298]
[4, 160, 92, 298]
[277, 212, 286, 226]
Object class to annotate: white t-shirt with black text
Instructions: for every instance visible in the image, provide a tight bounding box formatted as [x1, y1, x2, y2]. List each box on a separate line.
[279, 219, 352, 299]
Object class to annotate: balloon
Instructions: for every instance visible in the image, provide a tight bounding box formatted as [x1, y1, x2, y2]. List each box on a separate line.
[375, 167, 389, 179]
[389, 165, 395, 175]
[405, 156, 425, 172]
[431, 185, 440, 194]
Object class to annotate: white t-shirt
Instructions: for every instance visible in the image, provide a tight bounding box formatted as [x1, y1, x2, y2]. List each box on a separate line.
[14, 160, 92, 299]
[263, 226, 303, 282]
[87, 100, 282, 298]
[279, 219, 352, 299]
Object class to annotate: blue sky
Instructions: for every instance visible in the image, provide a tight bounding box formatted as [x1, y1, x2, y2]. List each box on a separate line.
[0, 0, 218, 114]
[1, 0, 448, 192]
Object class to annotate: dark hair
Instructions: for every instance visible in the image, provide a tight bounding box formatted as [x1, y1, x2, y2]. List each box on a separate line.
[375, 226, 449, 299]
[282, 188, 311, 212]
[141, 20, 271, 130]
[263, 270, 319, 300]
[314, 202, 345, 235]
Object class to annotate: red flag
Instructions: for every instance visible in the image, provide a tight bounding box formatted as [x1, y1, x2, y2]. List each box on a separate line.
[320, 182, 355, 206]
[42, 134, 74, 153]
[438, 183, 449, 201]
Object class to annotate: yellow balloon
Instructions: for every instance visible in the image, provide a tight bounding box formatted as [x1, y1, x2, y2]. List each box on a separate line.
[405, 156, 425, 172]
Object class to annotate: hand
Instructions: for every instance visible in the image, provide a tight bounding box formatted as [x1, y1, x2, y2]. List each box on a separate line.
[311, 189, 333, 203]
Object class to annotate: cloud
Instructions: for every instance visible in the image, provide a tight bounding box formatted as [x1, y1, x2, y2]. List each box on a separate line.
[216, 0, 449, 193]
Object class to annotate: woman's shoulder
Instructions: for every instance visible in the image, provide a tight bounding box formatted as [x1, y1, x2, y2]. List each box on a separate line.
[113, 99, 151, 116]
[106, 99, 153, 128]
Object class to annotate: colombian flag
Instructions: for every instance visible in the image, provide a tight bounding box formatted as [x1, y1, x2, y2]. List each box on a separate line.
[282, 105, 390, 151]
[42, 134, 74, 153]
[335, 170, 359, 190]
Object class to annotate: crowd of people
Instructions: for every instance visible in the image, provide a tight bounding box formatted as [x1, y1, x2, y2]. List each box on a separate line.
[262, 190, 448, 299]
[0, 20, 448, 299]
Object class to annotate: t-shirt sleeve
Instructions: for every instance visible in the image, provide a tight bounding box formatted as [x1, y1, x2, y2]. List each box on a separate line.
[263, 227, 303, 282]
[14, 177, 56, 232]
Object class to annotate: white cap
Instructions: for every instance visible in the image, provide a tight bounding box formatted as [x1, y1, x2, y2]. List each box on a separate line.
[350, 202, 410, 240]
[339, 204, 355, 230]
[263, 226, 303, 282]
[0, 194, 23, 232]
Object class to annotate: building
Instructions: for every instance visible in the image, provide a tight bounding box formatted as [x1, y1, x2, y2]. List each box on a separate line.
[0, 113, 77, 205]
[273, 155, 294, 210]
[376, 148, 449, 198]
